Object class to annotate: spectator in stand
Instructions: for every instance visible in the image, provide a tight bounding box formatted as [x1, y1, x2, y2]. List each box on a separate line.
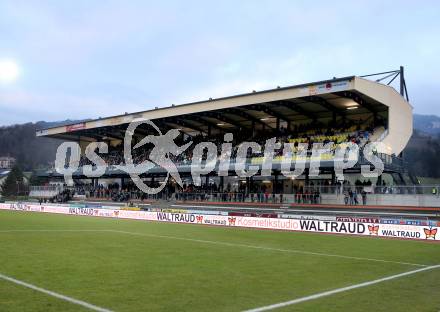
[349, 189, 354, 205]
[361, 190, 367, 205]
[343, 190, 349, 205]
[314, 189, 320, 204]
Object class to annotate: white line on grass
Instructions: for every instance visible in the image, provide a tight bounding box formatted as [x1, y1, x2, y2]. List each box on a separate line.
[0, 229, 429, 267]
[0, 273, 114, 312]
[242, 264, 440, 312]
[108, 230, 428, 267]
[0, 229, 110, 233]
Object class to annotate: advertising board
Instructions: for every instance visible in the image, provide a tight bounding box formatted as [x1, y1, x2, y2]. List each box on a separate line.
[0, 202, 438, 241]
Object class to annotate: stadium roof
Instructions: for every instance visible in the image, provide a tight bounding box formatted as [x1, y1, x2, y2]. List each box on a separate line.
[36, 75, 413, 155]
[0, 170, 10, 178]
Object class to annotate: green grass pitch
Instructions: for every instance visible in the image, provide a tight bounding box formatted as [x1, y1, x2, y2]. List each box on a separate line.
[0, 210, 439, 312]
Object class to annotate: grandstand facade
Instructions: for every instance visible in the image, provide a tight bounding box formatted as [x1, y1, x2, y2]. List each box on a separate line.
[0, 156, 16, 169]
[36, 72, 413, 203]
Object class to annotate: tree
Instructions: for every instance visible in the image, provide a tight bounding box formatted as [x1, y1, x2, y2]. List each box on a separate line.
[1, 165, 24, 197]
[29, 172, 47, 186]
[0, 121, 73, 171]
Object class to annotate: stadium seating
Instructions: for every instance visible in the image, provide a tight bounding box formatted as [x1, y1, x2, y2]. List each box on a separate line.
[78, 120, 383, 168]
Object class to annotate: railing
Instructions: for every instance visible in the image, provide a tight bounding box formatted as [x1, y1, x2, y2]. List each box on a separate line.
[41, 184, 440, 208]
[29, 185, 62, 191]
[29, 185, 63, 198]
[302, 185, 440, 195]
[176, 192, 320, 204]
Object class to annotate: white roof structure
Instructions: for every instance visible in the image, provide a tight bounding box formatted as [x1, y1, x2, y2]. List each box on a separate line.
[37, 75, 412, 155]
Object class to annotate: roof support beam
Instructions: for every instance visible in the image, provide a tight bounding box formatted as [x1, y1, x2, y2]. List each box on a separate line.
[248, 104, 290, 121]
[202, 112, 247, 128]
[303, 96, 345, 116]
[225, 108, 274, 129]
[76, 133, 101, 141]
[166, 118, 206, 134]
[277, 100, 317, 121]
[89, 131, 122, 141]
[103, 133, 125, 141]
[334, 91, 377, 113]
[184, 115, 226, 132]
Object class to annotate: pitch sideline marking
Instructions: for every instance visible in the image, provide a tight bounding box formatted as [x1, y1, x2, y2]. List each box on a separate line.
[242, 264, 440, 312]
[108, 230, 428, 267]
[0, 229, 429, 267]
[1, 230, 438, 311]
[0, 273, 114, 312]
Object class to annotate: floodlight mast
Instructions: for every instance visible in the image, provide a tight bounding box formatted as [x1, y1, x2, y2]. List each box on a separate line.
[360, 66, 409, 102]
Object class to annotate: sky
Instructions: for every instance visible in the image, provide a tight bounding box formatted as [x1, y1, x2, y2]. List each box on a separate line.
[0, 0, 439, 126]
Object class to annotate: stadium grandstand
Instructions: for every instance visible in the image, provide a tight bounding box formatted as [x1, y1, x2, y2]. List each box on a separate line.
[33, 68, 419, 206]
